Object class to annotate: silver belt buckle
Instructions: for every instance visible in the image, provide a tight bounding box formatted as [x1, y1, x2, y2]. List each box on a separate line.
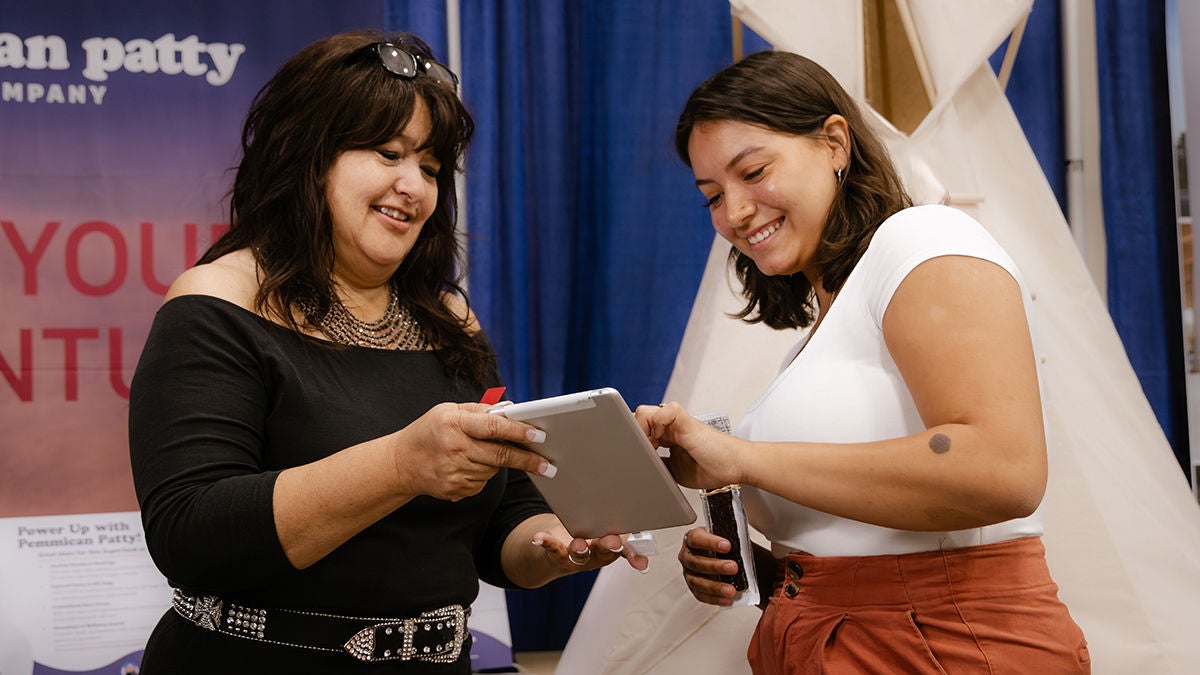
[343, 603, 468, 663]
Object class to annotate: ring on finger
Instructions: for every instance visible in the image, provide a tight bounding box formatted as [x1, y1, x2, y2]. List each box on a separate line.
[567, 548, 592, 566]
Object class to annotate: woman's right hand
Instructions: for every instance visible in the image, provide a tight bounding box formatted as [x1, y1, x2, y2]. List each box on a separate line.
[679, 526, 740, 606]
[391, 402, 555, 502]
[635, 402, 743, 489]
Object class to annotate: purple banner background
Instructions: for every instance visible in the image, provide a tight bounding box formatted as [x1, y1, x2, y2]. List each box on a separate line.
[0, 0, 383, 517]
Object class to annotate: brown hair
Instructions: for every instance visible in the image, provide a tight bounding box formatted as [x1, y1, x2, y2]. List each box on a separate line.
[201, 30, 493, 383]
[675, 50, 911, 329]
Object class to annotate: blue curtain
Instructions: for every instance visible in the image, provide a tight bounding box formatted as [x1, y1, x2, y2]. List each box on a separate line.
[989, 0, 1066, 213]
[384, 2, 447, 51]
[459, 0, 764, 651]
[1094, 0, 1190, 472]
[995, 0, 1188, 476]
[464, 1, 715, 406]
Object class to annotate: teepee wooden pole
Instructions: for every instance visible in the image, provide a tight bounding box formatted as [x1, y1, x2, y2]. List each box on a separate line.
[997, 13, 1030, 91]
[893, 0, 937, 103]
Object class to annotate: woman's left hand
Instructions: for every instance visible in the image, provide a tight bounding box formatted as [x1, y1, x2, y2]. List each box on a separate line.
[531, 523, 650, 573]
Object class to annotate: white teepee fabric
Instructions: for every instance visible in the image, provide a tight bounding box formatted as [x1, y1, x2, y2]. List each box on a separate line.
[557, 2, 1200, 673]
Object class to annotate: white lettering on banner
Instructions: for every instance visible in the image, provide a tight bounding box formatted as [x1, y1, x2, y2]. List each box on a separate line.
[0, 33, 70, 70]
[1, 81, 107, 104]
[80, 33, 245, 85]
[0, 32, 244, 107]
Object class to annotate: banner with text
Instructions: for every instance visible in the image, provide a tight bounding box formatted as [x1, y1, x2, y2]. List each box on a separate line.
[0, 3, 381, 673]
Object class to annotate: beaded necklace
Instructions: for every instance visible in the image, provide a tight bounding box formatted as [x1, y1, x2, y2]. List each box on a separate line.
[299, 286, 430, 350]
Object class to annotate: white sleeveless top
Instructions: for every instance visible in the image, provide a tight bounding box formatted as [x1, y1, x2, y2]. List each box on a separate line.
[738, 205, 1045, 557]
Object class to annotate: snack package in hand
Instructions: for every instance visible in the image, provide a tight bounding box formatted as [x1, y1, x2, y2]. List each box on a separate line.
[696, 413, 760, 608]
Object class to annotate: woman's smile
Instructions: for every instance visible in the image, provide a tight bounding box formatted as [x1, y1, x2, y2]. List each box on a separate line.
[747, 218, 783, 246]
[373, 204, 412, 223]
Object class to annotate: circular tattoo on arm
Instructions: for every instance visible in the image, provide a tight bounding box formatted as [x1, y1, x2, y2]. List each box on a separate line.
[929, 433, 952, 454]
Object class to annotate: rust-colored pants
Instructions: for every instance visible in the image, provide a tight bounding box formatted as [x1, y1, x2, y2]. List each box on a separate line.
[748, 536, 1090, 674]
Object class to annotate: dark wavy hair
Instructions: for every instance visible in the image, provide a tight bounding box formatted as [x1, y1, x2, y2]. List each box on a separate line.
[200, 30, 492, 383]
[675, 50, 912, 329]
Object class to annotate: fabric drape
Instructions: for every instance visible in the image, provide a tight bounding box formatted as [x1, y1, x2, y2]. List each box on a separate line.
[989, 0, 1066, 212]
[384, 1, 447, 50]
[456, 0, 768, 650]
[1095, 0, 1189, 471]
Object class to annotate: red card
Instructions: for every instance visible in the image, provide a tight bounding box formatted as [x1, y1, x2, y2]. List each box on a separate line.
[479, 387, 506, 405]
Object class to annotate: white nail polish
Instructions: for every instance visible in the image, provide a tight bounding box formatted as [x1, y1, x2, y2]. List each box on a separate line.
[527, 429, 546, 443]
[538, 462, 558, 479]
[608, 545, 625, 554]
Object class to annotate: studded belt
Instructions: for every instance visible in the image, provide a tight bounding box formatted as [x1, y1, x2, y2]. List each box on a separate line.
[171, 589, 469, 663]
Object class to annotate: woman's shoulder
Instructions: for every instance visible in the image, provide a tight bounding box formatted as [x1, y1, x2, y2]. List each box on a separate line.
[851, 205, 1015, 315]
[440, 291, 482, 335]
[878, 204, 983, 235]
[165, 248, 260, 311]
[870, 205, 999, 257]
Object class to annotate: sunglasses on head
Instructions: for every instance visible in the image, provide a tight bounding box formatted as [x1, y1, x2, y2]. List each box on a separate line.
[370, 42, 459, 91]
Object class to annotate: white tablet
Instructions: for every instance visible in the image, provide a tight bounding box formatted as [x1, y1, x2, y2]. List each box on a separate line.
[490, 387, 697, 539]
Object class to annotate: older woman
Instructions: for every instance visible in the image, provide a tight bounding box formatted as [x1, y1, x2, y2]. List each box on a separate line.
[129, 30, 643, 673]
